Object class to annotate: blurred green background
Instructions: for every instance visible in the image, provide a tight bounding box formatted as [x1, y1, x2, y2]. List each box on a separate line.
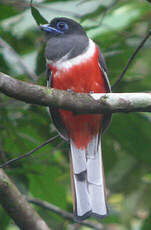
[0, 0, 151, 229]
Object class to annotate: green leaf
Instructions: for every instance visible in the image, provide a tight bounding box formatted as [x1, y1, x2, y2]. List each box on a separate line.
[142, 212, 151, 230]
[31, 6, 48, 26]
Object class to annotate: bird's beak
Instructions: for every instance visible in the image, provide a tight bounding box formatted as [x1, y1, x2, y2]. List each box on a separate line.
[40, 24, 63, 34]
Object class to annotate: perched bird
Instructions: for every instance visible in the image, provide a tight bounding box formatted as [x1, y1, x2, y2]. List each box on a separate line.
[40, 17, 111, 221]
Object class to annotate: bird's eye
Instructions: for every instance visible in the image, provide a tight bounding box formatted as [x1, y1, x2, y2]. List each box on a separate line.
[56, 21, 69, 31]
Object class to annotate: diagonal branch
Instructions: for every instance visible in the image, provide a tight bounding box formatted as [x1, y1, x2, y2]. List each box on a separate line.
[0, 72, 151, 113]
[0, 169, 51, 230]
[0, 37, 38, 82]
[111, 30, 151, 89]
[0, 135, 59, 168]
[28, 198, 104, 230]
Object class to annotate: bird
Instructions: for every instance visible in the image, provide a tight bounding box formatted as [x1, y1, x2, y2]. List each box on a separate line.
[40, 17, 112, 221]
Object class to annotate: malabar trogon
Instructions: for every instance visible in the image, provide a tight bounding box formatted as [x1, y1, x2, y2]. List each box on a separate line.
[40, 17, 112, 221]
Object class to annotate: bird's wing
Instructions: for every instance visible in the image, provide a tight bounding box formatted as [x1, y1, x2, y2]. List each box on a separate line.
[46, 65, 69, 141]
[98, 47, 112, 133]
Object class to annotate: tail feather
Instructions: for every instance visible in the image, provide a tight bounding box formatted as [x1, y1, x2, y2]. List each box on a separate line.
[69, 153, 91, 219]
[70, 139, 87, 174]
[86, 135, 98, 159]
[74, 173, 91, 217]
[70, 135, 108, 221]
[87, 143, 102, 185]
[88, 183, 107, 216]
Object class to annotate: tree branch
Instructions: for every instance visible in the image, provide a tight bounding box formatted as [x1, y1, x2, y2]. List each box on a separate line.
[0, 72, 151, 114]
[0, 135, 59, 168]
[0, 37, 38, 82]
[28, 198, 104, 230]
[0, 169, 51, 230]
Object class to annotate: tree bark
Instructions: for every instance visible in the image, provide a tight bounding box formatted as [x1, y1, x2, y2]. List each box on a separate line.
[0, 72, 151, 114]
[0, 169, 51, 230]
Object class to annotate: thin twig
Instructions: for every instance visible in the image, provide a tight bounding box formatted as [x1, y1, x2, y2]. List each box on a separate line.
[0, 37, 38, 82]
[0, 135, 59, 168]
[28, 198, 104, 230]
[99, 0, 119, 24]
[111, 30, 151, 89]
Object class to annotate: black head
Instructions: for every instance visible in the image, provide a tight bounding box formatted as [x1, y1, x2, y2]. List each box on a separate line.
[40, 17, 87, 37]
[40, 17, 89, 62]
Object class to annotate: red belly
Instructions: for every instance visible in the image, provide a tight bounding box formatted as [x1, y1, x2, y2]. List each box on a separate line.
[50, 48, 107, 149]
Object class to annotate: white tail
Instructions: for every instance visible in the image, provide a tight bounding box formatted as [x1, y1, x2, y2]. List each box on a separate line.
[70, 135, 108, 221]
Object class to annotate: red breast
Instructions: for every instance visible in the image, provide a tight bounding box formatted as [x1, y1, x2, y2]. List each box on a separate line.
[49, 44, 107, 149]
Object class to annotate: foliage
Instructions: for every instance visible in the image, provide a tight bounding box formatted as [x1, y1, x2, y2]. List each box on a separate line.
[0, 0, 151, 229]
